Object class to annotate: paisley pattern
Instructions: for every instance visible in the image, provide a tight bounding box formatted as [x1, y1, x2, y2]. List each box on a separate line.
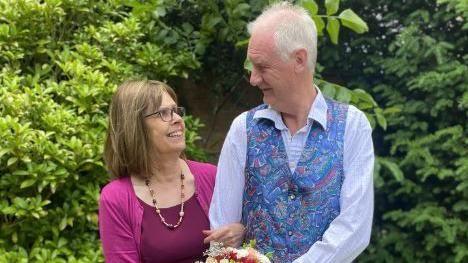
[242, 99, 348, 262]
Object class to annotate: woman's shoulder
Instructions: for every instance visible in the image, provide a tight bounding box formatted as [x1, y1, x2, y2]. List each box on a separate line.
[186, 160, 216, 174]
[186, 160, 216, 186]
[100, 176, 132, 201]
[186, 160, 216, 212]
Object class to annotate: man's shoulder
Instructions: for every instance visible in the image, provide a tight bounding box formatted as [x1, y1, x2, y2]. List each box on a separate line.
[344, 104, 372, 131]
[323, 96, 350, 109]
[320, 96, 370, 130]
[322, 97, 365, 120]
[229, 110, 249, 130]
[245, 104, 270, 121]
[248, 104, 268, 112]
[230, 104, 269, 129]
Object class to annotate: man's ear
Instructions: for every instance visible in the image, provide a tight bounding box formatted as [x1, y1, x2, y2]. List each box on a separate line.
[293, 48, 308, 73]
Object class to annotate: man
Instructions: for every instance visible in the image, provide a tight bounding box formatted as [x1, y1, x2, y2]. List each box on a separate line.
[207, 2, 374, 262]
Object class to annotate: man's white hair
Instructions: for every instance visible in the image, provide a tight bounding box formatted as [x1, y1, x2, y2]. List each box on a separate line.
[247, 1, 317, 72]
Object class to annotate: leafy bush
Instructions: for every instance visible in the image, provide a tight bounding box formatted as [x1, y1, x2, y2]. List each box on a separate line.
[0, 0, 205, 261]
[0, 0, 396, 261]
[318, 0, 468, 261]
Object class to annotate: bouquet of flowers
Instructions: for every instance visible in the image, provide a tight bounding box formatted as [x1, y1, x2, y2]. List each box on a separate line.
[197, 241, 271, 263]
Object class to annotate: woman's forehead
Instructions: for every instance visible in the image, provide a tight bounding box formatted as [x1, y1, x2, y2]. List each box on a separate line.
[160, 92, 176, 106]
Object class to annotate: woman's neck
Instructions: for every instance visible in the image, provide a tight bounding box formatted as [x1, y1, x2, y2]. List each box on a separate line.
[150, 156, 183, 184]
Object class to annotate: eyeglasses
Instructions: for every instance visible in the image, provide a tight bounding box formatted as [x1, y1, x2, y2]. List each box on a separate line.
[144, 106, 186, 122]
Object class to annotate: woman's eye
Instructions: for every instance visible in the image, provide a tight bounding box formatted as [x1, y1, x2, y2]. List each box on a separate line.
[161, 109, 171, 117]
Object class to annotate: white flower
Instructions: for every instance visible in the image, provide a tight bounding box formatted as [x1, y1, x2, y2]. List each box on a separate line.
[258, 254, 271, 263]
[219, 259, 229, 263]
[225, 247, 235, 253]
[236, 248, 249, 259]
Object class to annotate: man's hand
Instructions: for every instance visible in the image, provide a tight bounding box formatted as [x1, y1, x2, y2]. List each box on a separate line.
[203, 223, 245, 248]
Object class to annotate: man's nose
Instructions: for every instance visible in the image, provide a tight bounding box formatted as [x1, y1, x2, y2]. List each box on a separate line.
[249, 69, 262, 86]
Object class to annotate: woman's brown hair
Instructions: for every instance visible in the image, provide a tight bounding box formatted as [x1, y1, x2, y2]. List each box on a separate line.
[104, 80, 178, 178]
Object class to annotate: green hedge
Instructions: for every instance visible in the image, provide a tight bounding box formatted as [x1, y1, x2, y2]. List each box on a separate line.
[317, 0, 468, 261]
[0, 1, 204, 261]
[4, 0, 463, 262]
[0, 0, 381, 261]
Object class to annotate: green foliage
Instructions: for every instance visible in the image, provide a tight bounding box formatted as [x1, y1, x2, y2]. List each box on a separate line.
[300, 0, 369, 44]
[318, 0, 468, 261]
[184, 115, 208, 161]
[338, 9, 369, 34]
[0, 0, 206, 261]
[3, 0, 465, 261]
[315, 79, 386, 130]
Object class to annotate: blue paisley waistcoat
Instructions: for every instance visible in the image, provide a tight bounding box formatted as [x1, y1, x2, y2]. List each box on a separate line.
[241, 98, 348, 262]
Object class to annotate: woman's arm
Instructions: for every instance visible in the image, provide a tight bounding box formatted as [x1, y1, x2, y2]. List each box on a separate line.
[99, 187, 140, 263]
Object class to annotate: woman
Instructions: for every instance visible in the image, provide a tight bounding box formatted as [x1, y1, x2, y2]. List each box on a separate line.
[99, 80, 242, 263]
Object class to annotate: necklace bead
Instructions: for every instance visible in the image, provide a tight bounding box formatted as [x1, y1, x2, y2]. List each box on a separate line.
[145, 171, 185, 229]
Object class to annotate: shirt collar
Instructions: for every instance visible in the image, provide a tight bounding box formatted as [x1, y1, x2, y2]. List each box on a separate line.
[253, 85, 328, 130]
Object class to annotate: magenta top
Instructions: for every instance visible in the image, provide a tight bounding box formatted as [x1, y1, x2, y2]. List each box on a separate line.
[99, 160, 216, 263]
[138, 194, 209, 262]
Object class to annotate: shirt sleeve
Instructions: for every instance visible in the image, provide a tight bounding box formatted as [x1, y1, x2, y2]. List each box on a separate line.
[99, 186, 140, 263]
[294, 106, 375, 263]
[209, 112, 248, 228]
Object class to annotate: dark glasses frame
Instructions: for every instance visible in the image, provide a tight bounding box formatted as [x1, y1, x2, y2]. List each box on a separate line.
[144, 106, 186, 122]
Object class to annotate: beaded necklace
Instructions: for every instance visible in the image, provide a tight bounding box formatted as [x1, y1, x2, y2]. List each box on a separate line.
[144, 172, 185, 229]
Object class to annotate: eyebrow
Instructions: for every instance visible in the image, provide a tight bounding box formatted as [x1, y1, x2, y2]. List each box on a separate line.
[158, 104, 177, 109]
[248, 53, 266, 64]
[252, 57, 268, 66]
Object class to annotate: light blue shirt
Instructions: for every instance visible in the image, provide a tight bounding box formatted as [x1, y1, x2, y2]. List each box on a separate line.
[210, 87, 375, 263]
[253, 86, 328, 173]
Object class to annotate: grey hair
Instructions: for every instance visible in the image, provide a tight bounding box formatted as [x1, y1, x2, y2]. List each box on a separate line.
[247, 1, 317, 72]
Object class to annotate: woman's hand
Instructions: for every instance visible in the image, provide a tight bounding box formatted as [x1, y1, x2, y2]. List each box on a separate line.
[203, 223, 245, 248]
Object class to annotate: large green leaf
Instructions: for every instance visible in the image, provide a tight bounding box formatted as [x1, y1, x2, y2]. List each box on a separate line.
[325, 0, 340, 15]
[312, 16, 325, 35]
[244, 57, 253, 72]
[300, 0, 318, 15]
[20, 179, 36, 189]
[335, 85, 352, 102]
[326, 17, 340, 44]
[374, 108, 387, 130]
[378, 157, 405, 182]
[235, 38, 250, 48]
[352, 89, 377, 106]
[338, 9, 368, 33]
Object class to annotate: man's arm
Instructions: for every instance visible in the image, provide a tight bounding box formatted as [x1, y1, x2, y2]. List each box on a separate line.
[206, 113, 248, 245]
[294, 107, 374, 263]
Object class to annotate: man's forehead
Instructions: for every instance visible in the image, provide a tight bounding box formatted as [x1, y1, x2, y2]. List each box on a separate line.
[247, 48, 269, 64]
[247, 32, 276, 60]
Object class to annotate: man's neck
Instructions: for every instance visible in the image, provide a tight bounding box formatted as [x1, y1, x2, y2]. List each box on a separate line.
[281, 85, 317, 135]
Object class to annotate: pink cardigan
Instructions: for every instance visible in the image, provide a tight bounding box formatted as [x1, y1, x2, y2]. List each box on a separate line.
[98, 160, 216, 262]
